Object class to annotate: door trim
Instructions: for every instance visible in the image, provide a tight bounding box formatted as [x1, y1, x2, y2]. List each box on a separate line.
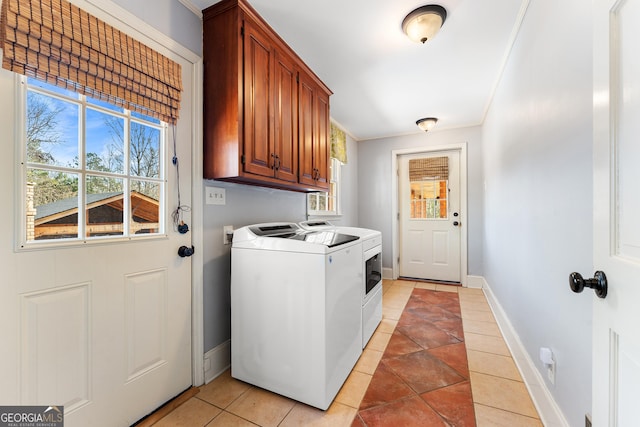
[390, 143, 468, 285]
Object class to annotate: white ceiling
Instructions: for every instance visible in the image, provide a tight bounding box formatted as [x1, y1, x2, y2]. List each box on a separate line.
[190, 0, 527, 141]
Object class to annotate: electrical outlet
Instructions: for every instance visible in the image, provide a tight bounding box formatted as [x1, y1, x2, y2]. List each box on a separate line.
[585, 413, 592, 427]
[547, 361, 555, 384]
[206, 187, 226, 205]
[223, 225, 234, 245]
[540, 347, 555, 384]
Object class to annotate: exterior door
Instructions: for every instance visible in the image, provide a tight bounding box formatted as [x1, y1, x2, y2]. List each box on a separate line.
[592, 0, 640, 425]
[0, 55, 193, 426]
[399, 150, 461, 282]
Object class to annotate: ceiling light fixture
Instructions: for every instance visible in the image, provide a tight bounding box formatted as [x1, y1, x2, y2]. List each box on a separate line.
[416, 117, 438, 132]
[402, 5, 447, 44]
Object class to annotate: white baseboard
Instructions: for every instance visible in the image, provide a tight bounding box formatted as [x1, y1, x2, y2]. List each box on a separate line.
[382, 267, 393, 280]
[466, 275, 485, 289]
[482, 280, 569, 427]
[203, 340, 231, 384]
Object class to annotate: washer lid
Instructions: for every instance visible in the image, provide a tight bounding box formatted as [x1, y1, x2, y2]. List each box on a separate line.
[249, 223, 299, 237]
[278, 230, 359, 248]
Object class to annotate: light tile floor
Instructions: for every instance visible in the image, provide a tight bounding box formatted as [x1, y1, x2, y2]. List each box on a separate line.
[143, 280, 543, 426]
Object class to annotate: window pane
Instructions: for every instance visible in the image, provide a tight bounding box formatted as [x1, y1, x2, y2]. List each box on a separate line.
[26, 91, 78, 167]
[131, 180, 160, 234]
[132, 110, 161, 124]
[27, 169, 79, 240]
[318, 194, 327, 211]
[27, 78, 77, 98]
[87, 96, 124, 113]
[410, 180, 448, 219]
[86, 108, 125, 174]
[86, 175, 124, 238]
[130, 122, 160, 178]
[309, 194, 317, 210]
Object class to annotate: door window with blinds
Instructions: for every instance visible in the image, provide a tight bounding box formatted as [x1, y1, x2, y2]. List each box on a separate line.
[409, 156, 449, 219]
[0, 0, 183, 246]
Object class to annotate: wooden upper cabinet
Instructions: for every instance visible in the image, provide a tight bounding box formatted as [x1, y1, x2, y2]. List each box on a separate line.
[203, 0, 331, 192]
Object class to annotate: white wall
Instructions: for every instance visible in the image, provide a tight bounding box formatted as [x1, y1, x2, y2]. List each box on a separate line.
[482, 0, 593, 425]
[357, 126, 484, 276]
[111, 0, 202, 54]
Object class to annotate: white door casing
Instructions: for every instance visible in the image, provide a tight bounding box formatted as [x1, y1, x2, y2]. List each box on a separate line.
[592, 0, 640, 425]
[0, 2, 200, 425]
[398, 150, 461, 282]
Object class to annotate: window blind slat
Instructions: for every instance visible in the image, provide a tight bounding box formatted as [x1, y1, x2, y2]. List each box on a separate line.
[409, 157, 449, 181]
[0, 0, 182, 124]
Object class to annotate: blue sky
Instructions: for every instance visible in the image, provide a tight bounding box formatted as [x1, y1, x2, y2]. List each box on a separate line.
[28, 78, 160, 174]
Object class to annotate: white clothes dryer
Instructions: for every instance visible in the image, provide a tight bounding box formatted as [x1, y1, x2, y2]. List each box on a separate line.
[299, 221, 383, 348]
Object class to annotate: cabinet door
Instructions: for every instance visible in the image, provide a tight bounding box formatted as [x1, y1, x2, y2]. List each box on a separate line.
[298, 74, 316, 187]
[298, 72, 330, 190]
[313, 88, 330, 190]
[273, 50, 298, 183]
[243, 18, 274, 178]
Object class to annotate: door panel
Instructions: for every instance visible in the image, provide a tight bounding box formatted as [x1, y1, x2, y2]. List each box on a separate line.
[243, 17, 274, 178]
[21, 283, 91, 411]
[298, 76, 315, 186]
[592, 0, 640, 425]
[125, 269, 167, 381]
[314, 90, 330, 190]
[399, 151, 461, 282]
[273, 50, 298, 183]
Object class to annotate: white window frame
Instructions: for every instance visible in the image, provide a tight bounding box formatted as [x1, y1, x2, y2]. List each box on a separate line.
[17, 76, 168, 249]
[307, 157, 341, 216]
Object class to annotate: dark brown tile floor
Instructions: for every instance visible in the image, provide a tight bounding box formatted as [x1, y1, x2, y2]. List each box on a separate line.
[353, 288, 476, 427]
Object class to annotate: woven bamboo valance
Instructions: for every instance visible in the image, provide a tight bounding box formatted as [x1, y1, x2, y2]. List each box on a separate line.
[0, 0, 182, 124]
[409, 156, 449, 181]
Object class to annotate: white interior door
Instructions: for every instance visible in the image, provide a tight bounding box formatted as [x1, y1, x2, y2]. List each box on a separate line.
[398, 150, 461, 282]
[591, 0, 640, 425]
[0, 40, 193, 427]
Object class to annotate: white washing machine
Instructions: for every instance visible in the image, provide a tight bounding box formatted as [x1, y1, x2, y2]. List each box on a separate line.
[231, 222, 363, 410]
[299, 221, 383, 348]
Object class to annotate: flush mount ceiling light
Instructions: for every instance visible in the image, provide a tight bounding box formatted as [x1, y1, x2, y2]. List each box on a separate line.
[402, 5, 447, 44]
[416, 117, 438, 132]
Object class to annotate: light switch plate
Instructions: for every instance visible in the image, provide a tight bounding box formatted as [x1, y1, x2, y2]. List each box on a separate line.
[206, 187, 226, 205]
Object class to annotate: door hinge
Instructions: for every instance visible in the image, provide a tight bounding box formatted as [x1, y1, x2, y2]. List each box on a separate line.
[240, 25, 244, 37]
[241, 154, 246, 164]
[397, 212, 400, 220]
[397, 256, 400, 264]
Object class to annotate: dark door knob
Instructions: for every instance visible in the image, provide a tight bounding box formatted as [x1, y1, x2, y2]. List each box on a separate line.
[569, 271, 607, 299]
[453, 221, 460, 226]
[178, 245, 195, 257]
